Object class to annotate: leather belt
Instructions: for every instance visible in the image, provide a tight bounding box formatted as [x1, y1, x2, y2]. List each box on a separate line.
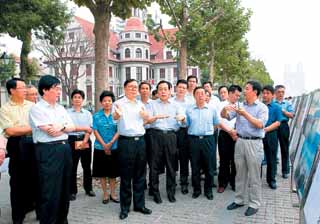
[68, 135, 85, 141]
[119, 135, 143, 141]
[188, 135, 212, 140]
[153, 129, 175, 134]
[237, 135, 261, 140]
[37, 140, 67, 145]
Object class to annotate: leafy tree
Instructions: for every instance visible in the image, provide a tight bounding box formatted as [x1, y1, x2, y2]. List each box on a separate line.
[0, 53, 16, 81]
[34, 30, 94, 105]
[247, 59, 273, 86]
[72, 0, 151, 110]
[0, 0, 71, 80]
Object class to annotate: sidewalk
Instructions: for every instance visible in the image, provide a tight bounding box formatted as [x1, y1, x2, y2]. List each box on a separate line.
[0, 165, 300, 224]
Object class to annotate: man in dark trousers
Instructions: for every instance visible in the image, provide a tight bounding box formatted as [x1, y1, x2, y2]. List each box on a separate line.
[274, 85, 294, 178]
[113, 79, 152, 220]
[262, 85, 283, 189]
[0, 78, 36, 224]
[29, 75, 75, 224]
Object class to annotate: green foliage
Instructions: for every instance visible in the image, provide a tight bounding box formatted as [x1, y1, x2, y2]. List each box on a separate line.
[0, 54, 16, 81]
[28, 59, 40, 80]
[247, 59, 273, 86]
[0, 0, 71, 79]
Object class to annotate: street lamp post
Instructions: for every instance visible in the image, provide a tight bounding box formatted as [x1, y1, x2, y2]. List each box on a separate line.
[0, 52, 11, 107]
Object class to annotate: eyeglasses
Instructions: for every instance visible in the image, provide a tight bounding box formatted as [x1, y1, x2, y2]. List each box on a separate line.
[15, 87, 26, 90]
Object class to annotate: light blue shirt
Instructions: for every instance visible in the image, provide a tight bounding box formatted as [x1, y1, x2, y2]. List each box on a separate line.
[150, 98, 184, 131]
[93, 109, 117, 150]
[274, 99, 294, 122]
[172, 96, 191, 128]
[113, 96, 145, 136]
[67, 107, 92, 136]
[186, 103, 220, 136]
[29, 99, 74, 143]
[228, 99, 268, 138]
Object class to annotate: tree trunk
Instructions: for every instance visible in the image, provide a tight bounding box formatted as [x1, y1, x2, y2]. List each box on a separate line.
[208, 41, 215, 82]
[179, 6, 188, 79]
[92, 7, 111, 111]
[20, 31, 32, 80]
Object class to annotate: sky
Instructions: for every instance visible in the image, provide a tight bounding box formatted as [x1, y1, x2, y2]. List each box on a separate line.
[1, 0, 319, 93]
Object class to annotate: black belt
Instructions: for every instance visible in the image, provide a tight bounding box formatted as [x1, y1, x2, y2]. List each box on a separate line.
[119, 135, 143, 141]
[153, 129, 176, 134]
[37, 140, 67, 145]
[68, 135, 85, 141]
[188, 135, 212, 140]
[238, 135, 262, 140]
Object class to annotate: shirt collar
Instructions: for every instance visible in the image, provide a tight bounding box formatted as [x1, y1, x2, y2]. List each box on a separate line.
[70, 107, 84, 113]
[157, 98, 172, 104]
[8, 98, 29, 106]
[193, 103, 209, 109]
[39, 98, 59, 108]
[243, 99, 259, 106]
[124, 96, 138, 104]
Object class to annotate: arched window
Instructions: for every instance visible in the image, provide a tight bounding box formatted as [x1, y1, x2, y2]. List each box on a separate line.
[145, 49, 149, 59]
[136, 48, 142, 58]
[125, 48, 130, 58]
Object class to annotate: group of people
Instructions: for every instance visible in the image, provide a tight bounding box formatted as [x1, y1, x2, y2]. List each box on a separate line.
[0, 74, 294, 223]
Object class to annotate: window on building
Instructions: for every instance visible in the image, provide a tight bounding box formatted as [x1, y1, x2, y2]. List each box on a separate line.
[80, 46, 84, 54]
[150, 55, 156, 60]
[71, 64, 78, 76]
[145, 34, 147, 39]
[173, 67, 178, 78]
[109, 66, 113, 78]
[125, 67, 131, 80]
[160, 68, 165, 79]
[135, 33, 141, 38]
[125, 48, 130, 58]
[69, 32, 74, 39]
[125, 33, 130, 38]
[86, 64, 92, 77]
[136, 67, 142, 81]
[145, 50, 148, 59]
[70, 46, 75, 53]
[86, 85, 92, 101]
[136, 48, 142, 58]
[192, 68, 197, 76]
[146, 68, 149, 79]
[166, 51, 173, 59]
[151, 69, 155, 79]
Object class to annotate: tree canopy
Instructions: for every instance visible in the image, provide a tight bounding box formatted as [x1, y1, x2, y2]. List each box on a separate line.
[0, 0, 71, 80]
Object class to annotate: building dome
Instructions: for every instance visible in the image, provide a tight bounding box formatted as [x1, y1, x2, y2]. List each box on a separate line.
[124, 17, 147, 32]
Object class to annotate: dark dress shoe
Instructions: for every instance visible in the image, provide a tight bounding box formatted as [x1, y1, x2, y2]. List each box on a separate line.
[110, 196, 120, 203]
[192, 191, 201, 199]
[134, 207, 152, 215]
[102, 198, 109, 204]
[181, 186, 188, 194]
[205, 193, 213, 200]
[227, 202, 244, 210]
[168, 194, 176, 203]
[86, 190, 96, 197]
[217, 187, 225, 193]
[119, 212, 128, 220]
[244, 207, 258, 216]
[282, 173, 289, 179]
[269, 182, 277, 190]
[231, 185, 235, 191]
[153, 193, 162, 204]
[69, 194, 76, 201]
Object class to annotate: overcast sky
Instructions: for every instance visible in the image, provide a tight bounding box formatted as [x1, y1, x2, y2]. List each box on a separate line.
[1, 0, 319, 92]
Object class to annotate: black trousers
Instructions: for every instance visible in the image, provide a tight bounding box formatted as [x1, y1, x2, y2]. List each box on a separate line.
[263, 131, 278, 184]
[149, 130, 177, 196]
[218, 130, 236, 188]
[7, 136, 37, 222]
[176, 127, 189, 186]
[35, 141, 72, 224]
[189, 135, 214, 193]
[68, 136, 93, 195]
[277, 121, 290, 174]
[145, 128, 153, 186]
[212, 129, 218, 173]
[118, 136, 146, 213]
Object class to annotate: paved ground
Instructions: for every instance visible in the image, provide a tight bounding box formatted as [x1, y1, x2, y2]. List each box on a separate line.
[0, 165, 300, 224]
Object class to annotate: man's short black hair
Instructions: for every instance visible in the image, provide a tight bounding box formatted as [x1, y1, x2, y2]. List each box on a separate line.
[262, 85, 275, 94]
[71, 89, 85, 99]
[152, 89, 157, 96]
[38, 75, 60, 96]
[202, 81, 213, 88]
[187, 75, 198, 83]
[246, 80, 262, 96]
[228, 84, 242, 93]
[6, 78, 25, 95]
[218, 85, 228, 93]
[275, 84, 285, 90]
[156, 80, 172, 90]
[123, 79, 137, 87]
[176, 79, 188, 86]
[139, 81, 151, 90]
[193, 86, 205, 96]
[99, 90, 115, 102]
